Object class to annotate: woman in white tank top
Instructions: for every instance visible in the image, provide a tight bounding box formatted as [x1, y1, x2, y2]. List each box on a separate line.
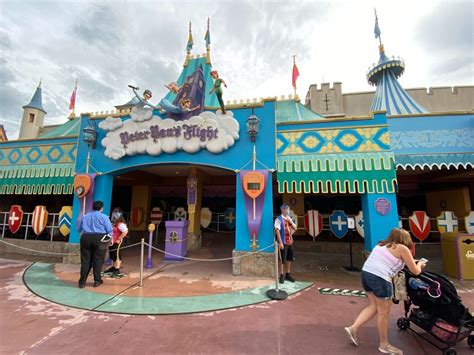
[344, 228, 427, 354]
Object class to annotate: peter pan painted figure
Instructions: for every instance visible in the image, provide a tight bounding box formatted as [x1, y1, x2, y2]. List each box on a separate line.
[209, 70, 227, 114]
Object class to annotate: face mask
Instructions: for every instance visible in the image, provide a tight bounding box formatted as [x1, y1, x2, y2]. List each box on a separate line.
[111, 212, 121, 221]
[282, 210, 289, 217]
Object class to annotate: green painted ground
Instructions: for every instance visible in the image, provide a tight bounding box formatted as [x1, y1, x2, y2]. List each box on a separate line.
[23, 263, 313, 315]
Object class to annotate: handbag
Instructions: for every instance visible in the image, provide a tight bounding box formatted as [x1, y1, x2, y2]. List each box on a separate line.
[392, 271, 408, 301]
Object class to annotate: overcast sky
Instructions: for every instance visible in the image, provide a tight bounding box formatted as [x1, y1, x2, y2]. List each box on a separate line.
[0, 0, 472, 138]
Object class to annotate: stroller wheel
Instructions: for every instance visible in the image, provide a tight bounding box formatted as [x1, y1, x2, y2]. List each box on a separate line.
[397, 317, 410, 330]
[468, 335, 474, 348]
[442, 348, 456, 355]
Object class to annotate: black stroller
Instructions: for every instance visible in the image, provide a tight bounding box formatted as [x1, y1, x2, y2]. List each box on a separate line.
[396, 269, 474, 354]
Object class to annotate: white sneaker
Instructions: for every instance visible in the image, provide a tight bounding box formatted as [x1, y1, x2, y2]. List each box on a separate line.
[378, 344, 403, 354]
[344, 327, 358, 346]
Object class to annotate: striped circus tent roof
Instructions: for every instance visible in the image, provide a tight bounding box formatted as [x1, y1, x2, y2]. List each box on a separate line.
[370, 69, 427, 115]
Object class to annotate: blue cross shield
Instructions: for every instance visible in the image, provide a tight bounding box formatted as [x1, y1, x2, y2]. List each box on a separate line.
[224, 208, 236, 230]
[329, 210, 348, 239]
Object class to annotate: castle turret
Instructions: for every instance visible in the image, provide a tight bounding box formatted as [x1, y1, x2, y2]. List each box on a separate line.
[19, 80, 47, 139]
[367, 11, 427, 115]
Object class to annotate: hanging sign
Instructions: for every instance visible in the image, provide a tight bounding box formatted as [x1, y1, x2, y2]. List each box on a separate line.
[437, 211, 459, 233]
[465, 211, 474, 234]
[58, 206, 72, 236]
[304, 210, 323, 239]
[241, 170, 269, 250]
[174, 207, 187, 221]
[374, 198, 391, 216]
[8, 205, 23, 234]
[200, 207, 212, 228]
[73, 174, 92, 198]
[329, 210, 348, 239]
[32, 206, 49, 236]
[187, 176, 198, 205]
[224, 208, 236, 230]
[409, 211, 431, 241]
[354, 211, 364, 238]
[150, 207, 163, 225]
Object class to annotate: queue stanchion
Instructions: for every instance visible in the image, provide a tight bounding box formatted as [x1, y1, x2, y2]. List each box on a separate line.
[146, 223, 155, 268]
[140, 238, 144, 287]
[266, 241, 288, 300]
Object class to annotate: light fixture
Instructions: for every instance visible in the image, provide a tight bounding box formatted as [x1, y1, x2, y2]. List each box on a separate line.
[246, 113, 260, 142]
[83, 123, 98, 149]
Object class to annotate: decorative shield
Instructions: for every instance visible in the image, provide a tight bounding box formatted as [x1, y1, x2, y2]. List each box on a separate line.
[32, 206, 49, 236]
[150, 207, 163, 225]
[200, 207, 212, 228]
[131, 207, 143, 226]
[465, 211, 474, 234]
[58, 206, 72, 237]
[329, 210, 348, 239]
[8, 205, 23, 234]
[73, 174, 92, 198]
[437, 211, 459, 233]
[304, 210, 323, 238]
[355, 211, 364, 238]
[174, 207, 187, 221]
[242, 171, 265, 199]
[409, 211, 431, 241]
[224, 208, 236, 230]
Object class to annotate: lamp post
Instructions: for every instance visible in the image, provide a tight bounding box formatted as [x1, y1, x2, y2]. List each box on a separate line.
[82, 122, 97, 214]
[246, 112, 260, 170]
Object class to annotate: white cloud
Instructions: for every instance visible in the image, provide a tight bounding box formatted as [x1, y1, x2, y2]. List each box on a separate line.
[130, 105, 153, 122]
[101, 110, 240, 160]
[98, 116, 123, 131]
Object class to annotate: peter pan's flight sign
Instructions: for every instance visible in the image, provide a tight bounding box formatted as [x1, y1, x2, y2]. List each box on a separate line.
[98, 110, 240, 160]
[119, 124, 219, 148]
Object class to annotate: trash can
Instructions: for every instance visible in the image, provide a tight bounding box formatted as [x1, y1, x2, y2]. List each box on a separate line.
[441, 233, 474, 280]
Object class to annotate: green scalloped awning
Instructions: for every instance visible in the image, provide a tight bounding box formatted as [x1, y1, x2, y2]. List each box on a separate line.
[277, 152, 397, 194]
[0, 163, 74, 195]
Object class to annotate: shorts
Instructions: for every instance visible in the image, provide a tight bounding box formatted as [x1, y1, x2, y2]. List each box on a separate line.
[279, 244, 295, 264]
[109, 241, 122, 262]
[361, 271, 393, 299]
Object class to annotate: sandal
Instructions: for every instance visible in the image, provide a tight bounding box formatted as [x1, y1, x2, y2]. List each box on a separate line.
[344, 327, 358, 346]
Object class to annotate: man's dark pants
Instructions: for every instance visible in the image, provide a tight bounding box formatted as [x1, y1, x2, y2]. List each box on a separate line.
[79, 233, 107, 285]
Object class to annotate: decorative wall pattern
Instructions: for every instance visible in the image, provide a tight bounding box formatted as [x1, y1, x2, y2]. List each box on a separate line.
[277, 127, 390, 155]
[390, 129, 474, 150]
[0, 143, 77, 166]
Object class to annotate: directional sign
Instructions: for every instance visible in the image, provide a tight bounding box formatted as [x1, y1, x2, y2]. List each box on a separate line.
[224, 208, 236, 230]
[329, 210, 348, 239]
[58, 206, 72, 236]
[354, 211, 364, 238]
[150, 207, 163, 225]
[200, 207, 212, 228]
[437, 211, 458, 233]
[304, 210, 323, 239]
[32, 206, 49, 236]
[174, 207, 187, 221]
[8, 205, 23, 234]
[409, 211, 431, 241]
[465, 211, 474, 234]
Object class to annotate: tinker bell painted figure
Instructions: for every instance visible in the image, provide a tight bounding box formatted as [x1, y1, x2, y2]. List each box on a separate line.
[209, 70, 227, 114]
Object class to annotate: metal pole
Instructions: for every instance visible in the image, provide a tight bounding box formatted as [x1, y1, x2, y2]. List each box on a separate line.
[274, 241, 280, 291]
[146, 229, 153, 268]
[1, 212, 6, 238]
[140, 238, 144, 287]
[265, 241, 288, 300]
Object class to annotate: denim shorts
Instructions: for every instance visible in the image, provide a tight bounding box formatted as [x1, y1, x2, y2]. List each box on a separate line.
[361, 271, 393, 299]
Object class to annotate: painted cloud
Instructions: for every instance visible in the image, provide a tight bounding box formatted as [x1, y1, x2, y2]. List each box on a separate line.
[98, 116, 123, 131]
[100, 111, 240, 160]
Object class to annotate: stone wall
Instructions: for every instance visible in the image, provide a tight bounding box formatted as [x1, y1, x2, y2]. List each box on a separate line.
[0, 238, 80, 263]
[306, 83, 474, 117]
[232, 250, 275, 278]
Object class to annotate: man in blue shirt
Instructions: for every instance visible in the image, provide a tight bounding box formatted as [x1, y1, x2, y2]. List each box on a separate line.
[77, 200, 113, 288]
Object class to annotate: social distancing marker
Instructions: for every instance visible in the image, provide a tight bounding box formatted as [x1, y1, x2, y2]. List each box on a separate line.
[318, 287, 367, 298]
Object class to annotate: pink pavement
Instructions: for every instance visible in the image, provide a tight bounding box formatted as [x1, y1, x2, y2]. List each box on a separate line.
[1, 258, 473, 355]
